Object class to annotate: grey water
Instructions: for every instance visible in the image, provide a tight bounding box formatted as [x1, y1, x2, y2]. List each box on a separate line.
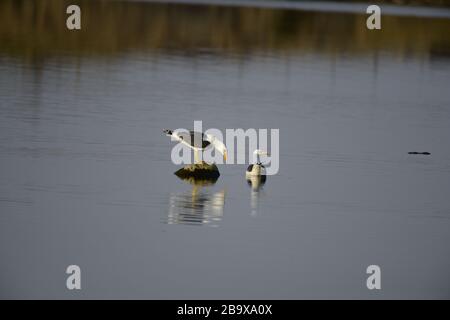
[1, 0, 450, 299]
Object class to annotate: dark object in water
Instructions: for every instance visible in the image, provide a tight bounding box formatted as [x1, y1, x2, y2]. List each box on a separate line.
[174, 162, 220, 180]
[175, 175, 219, 186]
[408, 152, 431, 155]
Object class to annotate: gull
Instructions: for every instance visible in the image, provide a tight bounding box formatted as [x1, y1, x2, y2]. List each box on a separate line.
[246, 149, 268, 177]
[164, 129, 227, 164]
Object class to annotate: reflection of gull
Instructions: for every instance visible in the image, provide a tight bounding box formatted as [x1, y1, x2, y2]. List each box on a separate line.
[246, 175, 266, 217]
[167, 176, 225, 227]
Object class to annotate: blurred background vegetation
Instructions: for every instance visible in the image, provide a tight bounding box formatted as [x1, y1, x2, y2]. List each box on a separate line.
[0, 0, 449, 62]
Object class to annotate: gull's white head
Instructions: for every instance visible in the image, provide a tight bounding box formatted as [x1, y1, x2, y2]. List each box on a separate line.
[253, 149, 268, 156]
[253, 149, 268, 164]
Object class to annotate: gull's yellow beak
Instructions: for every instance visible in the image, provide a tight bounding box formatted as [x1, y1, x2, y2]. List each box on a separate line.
[223, 151, 227, 163]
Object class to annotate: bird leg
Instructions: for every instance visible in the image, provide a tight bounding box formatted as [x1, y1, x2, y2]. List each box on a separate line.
[194, 150, 202, 164]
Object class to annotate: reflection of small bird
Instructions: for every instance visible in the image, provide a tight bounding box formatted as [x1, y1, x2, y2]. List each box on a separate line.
[163, 129, 227, 163]
[246, 175, 266, 217]
[246, 149, 268, 177]
[246, 175, 266, 191]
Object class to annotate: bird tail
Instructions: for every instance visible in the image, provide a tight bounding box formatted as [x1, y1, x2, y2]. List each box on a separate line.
[163, 129, 173, 136]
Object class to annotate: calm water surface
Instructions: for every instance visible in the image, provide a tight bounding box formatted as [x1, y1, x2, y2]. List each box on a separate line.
[1, 0, 450, 298]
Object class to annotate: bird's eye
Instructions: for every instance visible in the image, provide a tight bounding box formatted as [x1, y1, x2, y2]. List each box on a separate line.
[180, 136, 183, 139]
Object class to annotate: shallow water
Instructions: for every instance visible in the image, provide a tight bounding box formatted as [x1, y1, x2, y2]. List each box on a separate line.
[1, 0, 450, 299]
